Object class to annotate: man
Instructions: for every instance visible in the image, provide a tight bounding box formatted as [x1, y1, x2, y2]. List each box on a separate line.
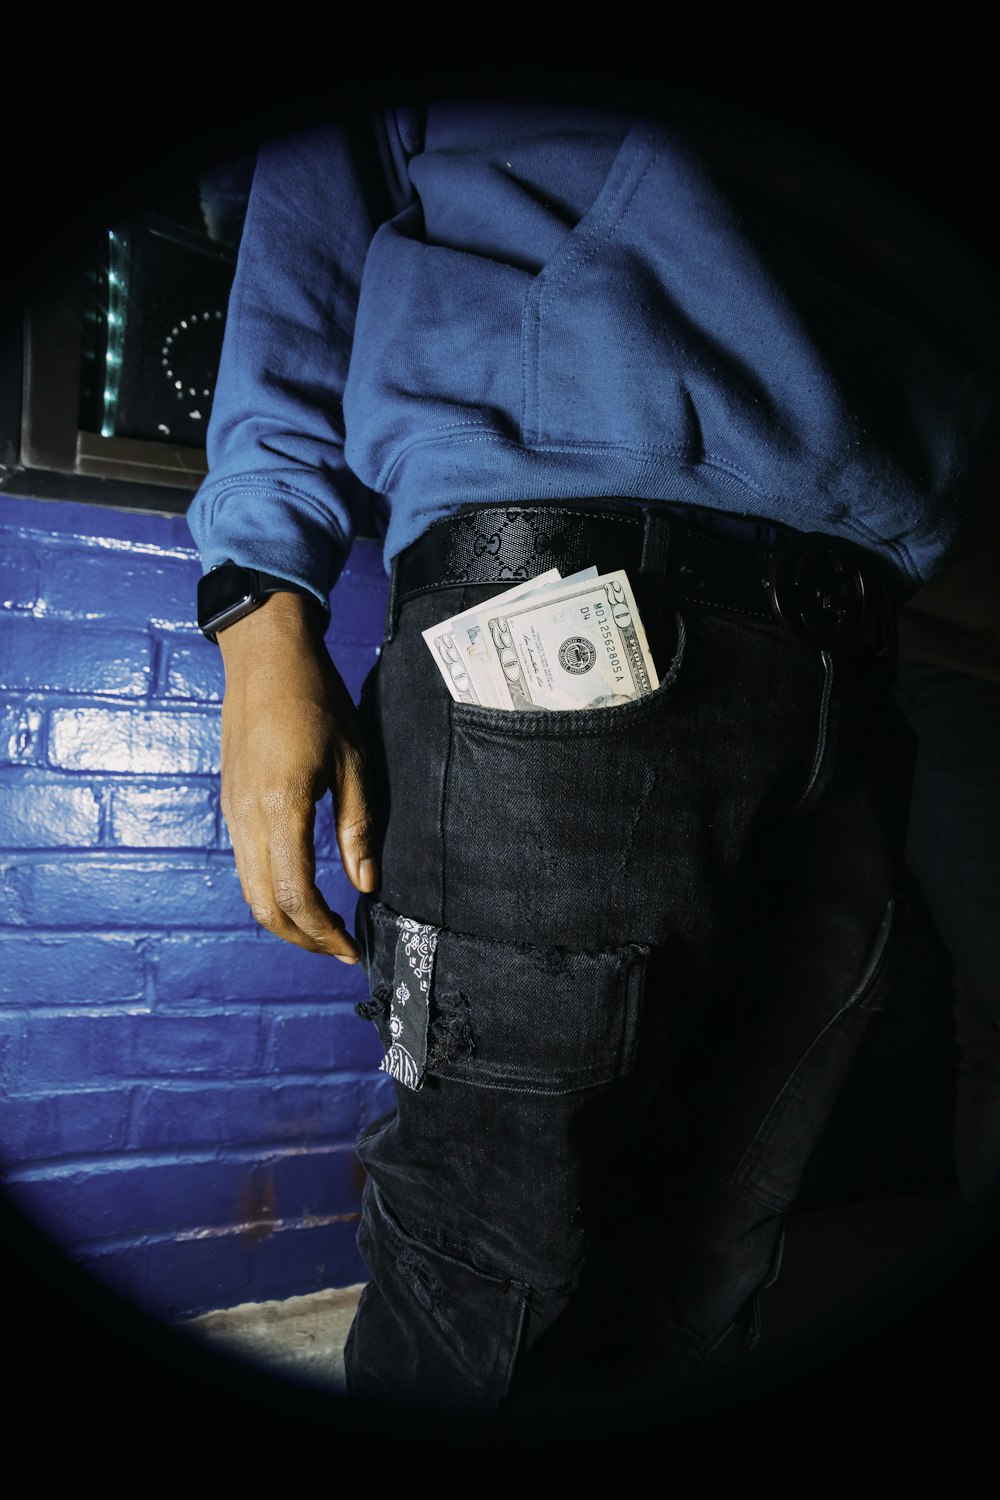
[188, 98, 1000, 1407]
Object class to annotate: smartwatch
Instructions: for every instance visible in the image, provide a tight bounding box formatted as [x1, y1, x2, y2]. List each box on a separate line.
[197, 562, 328, 642]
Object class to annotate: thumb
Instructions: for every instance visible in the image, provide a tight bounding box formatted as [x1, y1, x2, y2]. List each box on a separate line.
[333, 738, 379, 893]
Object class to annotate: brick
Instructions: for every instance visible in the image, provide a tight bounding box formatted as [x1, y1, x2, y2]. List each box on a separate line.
[38, 548, 201, 630]
[267, 1007, 381, 1075]
[0, 933, 145, 1005]
[16, 1011, 264, 1089]
[0, 773, 101, 848]
[6, 1156, 250, 1244]
[0, 545, 41, 611]
[129, 1077, 361, 1152]
[265, 1141, 361, 1220]
[0, 1018, 17, 1092]
[2, 494, 196, 554]
[109, 782, 217, 848]
[0, 703, 44, 765]
[0, 855, 249, 929]
[156, 932, 367, 1004]
[161, 641, 225, 702]
[0, 618, 151, 696]
[0, 1086, 132, 1160]
[1, 860, 26, 921]
[80, 1216, 364, 1320]
[4, 1144, 361, 1245]
[241, 1217, 365, 1313]
[326, 556, 389, 647]
[48, 707, 220, 775]
[82, 1234, 251, 1322]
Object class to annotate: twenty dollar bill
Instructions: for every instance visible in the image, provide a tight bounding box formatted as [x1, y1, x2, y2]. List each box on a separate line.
[474, 570, 658, 711]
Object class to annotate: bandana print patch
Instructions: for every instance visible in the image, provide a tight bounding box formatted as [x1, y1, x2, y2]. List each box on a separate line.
[379, 916, 439, 1090]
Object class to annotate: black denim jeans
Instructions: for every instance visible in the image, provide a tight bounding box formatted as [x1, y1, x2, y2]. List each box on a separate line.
[344, 558, 914, 1409]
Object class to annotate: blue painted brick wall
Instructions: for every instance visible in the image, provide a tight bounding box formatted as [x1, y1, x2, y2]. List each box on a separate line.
[0, 492, 396, 1319]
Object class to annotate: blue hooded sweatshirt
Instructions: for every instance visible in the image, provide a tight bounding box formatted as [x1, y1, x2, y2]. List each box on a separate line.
[187, 100, 1000, 604]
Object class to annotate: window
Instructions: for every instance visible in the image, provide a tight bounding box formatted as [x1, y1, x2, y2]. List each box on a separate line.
[2, 156, 254, 514]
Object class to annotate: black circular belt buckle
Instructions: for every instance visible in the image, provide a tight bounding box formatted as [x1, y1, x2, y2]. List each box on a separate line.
[769, 533, 882, 652]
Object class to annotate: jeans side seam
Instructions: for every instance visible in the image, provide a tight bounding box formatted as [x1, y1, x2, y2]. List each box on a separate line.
[440, 693, 455, 926]
[792, 649, 834, 816]
[731, 897, 898, 1192]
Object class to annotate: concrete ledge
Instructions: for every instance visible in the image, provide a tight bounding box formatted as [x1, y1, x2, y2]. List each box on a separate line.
[184, 1283, 364, 1390]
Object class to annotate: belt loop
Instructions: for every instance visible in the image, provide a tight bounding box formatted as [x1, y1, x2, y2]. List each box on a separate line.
[384, 555, 401, 644]
[638, 505, 675, 666]
[639, 504, 672, 605]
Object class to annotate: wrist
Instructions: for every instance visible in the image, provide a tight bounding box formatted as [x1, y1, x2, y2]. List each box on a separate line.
[198, 561, 329, 644]
[217, 590, 327, 665]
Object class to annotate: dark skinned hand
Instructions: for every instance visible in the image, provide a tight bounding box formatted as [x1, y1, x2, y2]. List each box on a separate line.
[217, 592, 378, 961]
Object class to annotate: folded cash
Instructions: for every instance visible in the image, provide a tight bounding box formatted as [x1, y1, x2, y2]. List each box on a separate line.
[423, 567, 659, 711]
[421, 568, 563, 706]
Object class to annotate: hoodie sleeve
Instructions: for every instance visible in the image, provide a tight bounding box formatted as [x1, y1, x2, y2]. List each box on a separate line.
[186, 121, 386, 604]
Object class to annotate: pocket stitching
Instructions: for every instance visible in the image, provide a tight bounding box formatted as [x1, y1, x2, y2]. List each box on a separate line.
[448, 611, 687, 737]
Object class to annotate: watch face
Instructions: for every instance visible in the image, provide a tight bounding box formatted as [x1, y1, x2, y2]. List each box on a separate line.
[198, 564, 255, 631]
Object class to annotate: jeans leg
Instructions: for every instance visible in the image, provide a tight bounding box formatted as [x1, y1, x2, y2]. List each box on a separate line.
[344, 1171, 534, 1410]
[641, 651, 913, 1356]
[347, 593, 913, 1404]
[344, 887, 657, 1408]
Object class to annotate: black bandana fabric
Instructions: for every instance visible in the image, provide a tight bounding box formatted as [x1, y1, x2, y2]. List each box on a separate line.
[379, 915, 439, 1091]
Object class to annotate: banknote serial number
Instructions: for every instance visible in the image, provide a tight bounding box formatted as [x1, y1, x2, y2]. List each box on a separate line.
[579, 599, 625, 682]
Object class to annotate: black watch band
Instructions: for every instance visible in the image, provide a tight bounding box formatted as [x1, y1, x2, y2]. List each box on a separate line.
[197, 562, 329, 643]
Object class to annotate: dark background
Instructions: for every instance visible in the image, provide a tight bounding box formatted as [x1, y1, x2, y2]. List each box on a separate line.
[2, 25, 998, 1484]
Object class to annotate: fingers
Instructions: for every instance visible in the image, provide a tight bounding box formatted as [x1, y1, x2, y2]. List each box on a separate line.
[332, 738, 380, 895]
[216, 616, 377, 954]
[227, 795, 362, 962]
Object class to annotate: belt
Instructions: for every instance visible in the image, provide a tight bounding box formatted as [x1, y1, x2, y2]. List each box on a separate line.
[390, 501, 897, 655]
